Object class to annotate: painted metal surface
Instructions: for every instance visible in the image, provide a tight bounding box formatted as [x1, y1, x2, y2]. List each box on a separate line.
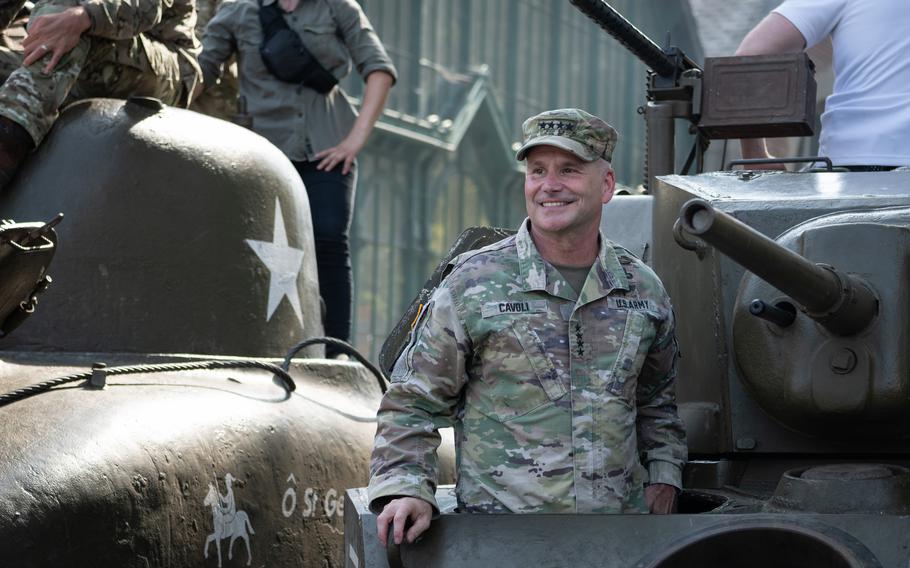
[653, 170, 910, 456]
[344, 488, 910, 567]
[678, 198, 880, 337]
[600, 195, 653, 263]
[0, 219, 58, 335]
[0, 99, 456, 566]
[0, 356, 384, 566]
[699, 54, 816, 139]
[730, 207, 910, 439]
[0, 98, 322, 357]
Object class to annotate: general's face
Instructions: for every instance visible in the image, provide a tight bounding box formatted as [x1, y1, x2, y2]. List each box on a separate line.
[523, 145, 615, 241]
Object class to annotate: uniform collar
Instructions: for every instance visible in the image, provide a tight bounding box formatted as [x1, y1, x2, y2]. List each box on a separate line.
[515, 218, 629, 302]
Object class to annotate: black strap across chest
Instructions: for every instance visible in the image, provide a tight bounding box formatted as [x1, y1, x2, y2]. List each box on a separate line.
[257, 0, 338, 93]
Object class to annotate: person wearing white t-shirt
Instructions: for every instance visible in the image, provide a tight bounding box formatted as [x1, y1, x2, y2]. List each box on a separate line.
[736, 0, 910, 171]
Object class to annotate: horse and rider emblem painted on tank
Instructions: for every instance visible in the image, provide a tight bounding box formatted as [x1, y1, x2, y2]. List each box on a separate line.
[204, 473, 255, 567]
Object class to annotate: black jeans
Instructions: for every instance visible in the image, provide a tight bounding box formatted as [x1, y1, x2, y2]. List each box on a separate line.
[293, 160, 356, 354]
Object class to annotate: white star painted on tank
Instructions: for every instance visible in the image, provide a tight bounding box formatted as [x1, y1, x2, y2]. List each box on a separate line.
[245, 198, 304, 326]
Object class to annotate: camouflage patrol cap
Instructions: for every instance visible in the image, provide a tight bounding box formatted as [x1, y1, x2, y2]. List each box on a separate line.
[516, 108, 618, 162]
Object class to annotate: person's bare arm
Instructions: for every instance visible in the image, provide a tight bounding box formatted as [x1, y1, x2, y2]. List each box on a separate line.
[735, 13, 807, 168]
[737, 12, 806, 56]
[645, 483, 678, 514]
[376, 497, 433, 546]
[315, 70, 393, 174]
[22, 6, 91, 73]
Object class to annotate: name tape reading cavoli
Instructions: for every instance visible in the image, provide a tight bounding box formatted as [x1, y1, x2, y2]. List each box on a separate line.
[482, 300, 549, 318]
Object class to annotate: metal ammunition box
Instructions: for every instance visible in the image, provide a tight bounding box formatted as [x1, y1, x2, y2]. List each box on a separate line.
[699, 53, 817, 139]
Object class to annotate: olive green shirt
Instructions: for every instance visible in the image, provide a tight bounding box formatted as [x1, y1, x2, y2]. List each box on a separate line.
[553, 262, 593, 296]
[199, 0, 397, 161]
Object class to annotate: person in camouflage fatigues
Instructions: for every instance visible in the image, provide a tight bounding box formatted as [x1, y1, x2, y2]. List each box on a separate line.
[370, 108, 687, 546]
[0, 0, 201, 187]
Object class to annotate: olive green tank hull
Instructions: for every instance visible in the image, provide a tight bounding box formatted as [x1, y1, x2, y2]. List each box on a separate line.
[0, 99, 455, 566]
[0, 355, 383, 567]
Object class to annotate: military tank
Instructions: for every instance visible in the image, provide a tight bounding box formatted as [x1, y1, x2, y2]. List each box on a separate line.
[343, 2, 910, 566]
[0, 97, 454, 567]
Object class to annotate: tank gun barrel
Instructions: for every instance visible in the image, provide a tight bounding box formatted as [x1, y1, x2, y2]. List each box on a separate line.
[569, 0, 700, 78]
[678, 199, 877, 336]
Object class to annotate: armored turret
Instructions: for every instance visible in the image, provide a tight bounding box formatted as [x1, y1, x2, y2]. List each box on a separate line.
[1, 97, 322, 355]
[0, 98, 454, 567]
[674, 197, 910, 439]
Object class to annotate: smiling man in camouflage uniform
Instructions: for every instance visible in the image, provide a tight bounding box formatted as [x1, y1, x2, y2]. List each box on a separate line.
[0, 0, 201, 189]
[369, 108, 687, 546]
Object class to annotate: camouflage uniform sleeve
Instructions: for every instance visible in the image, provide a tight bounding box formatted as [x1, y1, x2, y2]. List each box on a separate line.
[331, 0, 397, 83]
[197, 0, 240, 88]
[368, 283, 469, 514]
[635, 304, 687, 489]
[80, 0, 166, 39]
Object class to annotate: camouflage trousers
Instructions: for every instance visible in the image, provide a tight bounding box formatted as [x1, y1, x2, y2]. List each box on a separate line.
[0, 0, 183, 144]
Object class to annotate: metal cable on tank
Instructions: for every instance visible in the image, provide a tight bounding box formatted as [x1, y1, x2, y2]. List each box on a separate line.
[0, 359, 296, 408]
[280, 336, 389, 394]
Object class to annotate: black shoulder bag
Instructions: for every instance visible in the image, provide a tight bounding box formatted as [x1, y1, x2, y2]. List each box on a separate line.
[258, 0, 338, 94]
